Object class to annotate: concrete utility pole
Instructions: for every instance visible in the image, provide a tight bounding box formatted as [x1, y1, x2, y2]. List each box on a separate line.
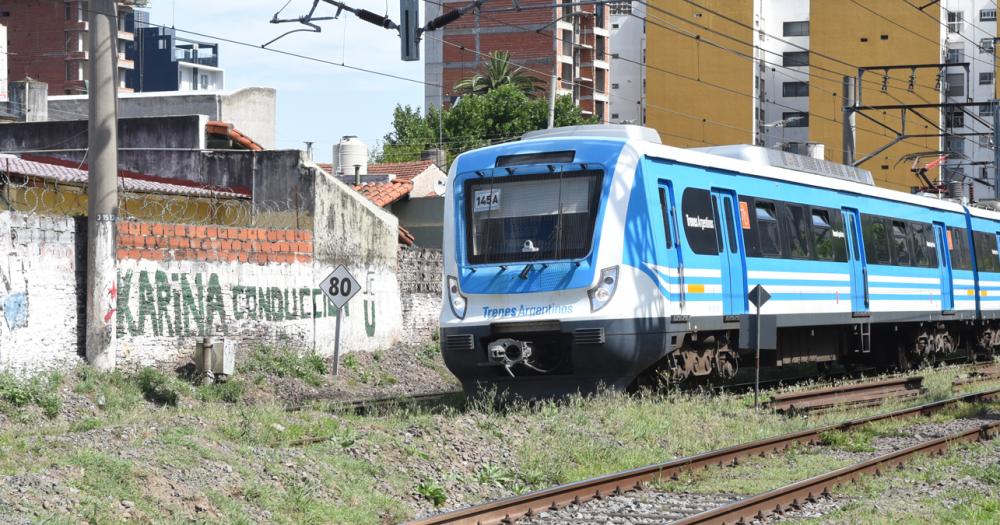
[842, 76, 856, 165]
[994, 99, 1000, 200]
[86, 0, 119, 370]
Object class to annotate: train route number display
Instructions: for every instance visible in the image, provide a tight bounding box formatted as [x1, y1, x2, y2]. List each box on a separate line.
[320, 265, 361, 309]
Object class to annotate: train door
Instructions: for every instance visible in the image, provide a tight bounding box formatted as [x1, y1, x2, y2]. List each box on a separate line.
[935, 223, 955, 312]
[710, 189, 747, 316]
[841, 208, 869, 313]
[657, 182, 684, 306]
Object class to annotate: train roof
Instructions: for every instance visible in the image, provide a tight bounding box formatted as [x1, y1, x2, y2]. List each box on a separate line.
[518, 125, 1000, 222]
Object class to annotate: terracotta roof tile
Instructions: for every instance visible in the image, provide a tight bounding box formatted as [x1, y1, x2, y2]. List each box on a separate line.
[206, 120, 264, 151]
[398, 225, 415, 246]
[352, 180, 413, 207]
[367, 160, 435, 181]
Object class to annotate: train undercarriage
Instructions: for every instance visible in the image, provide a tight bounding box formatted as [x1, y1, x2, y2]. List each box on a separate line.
[657, 319, 1000, 386]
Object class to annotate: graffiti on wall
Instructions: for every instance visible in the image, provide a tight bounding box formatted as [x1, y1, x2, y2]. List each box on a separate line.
[115, 270, 370, 337]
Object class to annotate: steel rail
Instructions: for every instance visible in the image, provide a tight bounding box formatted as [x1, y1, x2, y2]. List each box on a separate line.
[404, 387, 1000, 525]
[285, 389, 465, 414]
[671, 421, 1000, 525]
[767, 376, 925, 412]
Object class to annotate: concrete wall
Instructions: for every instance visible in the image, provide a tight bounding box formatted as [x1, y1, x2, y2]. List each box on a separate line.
[313, 170, 403, 352]
[390, 197, 444, 249]
[4, 80, 49, 122]
[47, 87, 277, 148]
[0, 114, 206, 152]
[0, 213, 82, 374]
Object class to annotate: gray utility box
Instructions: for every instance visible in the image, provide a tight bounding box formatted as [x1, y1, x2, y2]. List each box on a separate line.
[194, 335, 236, 376]
[738, 315, 777, 350]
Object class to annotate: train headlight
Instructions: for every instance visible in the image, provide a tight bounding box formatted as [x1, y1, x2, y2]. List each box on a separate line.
[447, 276, 467, 319]
[588, 266, 619, 312]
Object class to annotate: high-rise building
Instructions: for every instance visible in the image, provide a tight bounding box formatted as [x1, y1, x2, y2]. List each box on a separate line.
[125, 26, 224, 92]
[608, 0, 645, 125]
[644, 0, 955, 192]
[423, 0, 611, 122]
[4, 0, 138, 95]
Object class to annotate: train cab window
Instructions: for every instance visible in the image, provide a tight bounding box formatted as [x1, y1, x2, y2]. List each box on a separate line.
[861, 214, 891, 265]
[755, 201, 781, 257]
[785, 204, 812, 259]
[891, 221, 912, 266]
[973, 231, 1000, 273]
[658, 188, 673, 247]
[681, 188, 720, 255]
[948, 227, 973, 270]
[811, 209, 835, 260]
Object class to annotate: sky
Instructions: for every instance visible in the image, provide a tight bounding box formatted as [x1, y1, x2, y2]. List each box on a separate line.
[146, 0, 428, 162]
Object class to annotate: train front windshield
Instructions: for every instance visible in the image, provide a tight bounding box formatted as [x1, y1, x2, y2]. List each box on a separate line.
[465, 168, 603, 264]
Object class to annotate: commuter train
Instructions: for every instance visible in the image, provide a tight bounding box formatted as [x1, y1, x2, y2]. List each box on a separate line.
[439, 124, 1000, 397]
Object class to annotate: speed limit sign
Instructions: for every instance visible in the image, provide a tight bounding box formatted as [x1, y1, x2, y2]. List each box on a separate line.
[320, 265, 361, 309]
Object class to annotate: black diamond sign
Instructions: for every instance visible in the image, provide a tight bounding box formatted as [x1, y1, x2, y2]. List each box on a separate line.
[748, 284, 771, 309]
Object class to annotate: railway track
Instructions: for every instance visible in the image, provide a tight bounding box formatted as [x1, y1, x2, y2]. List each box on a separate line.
[952, 365, 1000, 390]
[285, 389, 465, 415]
[766, 376, 925, 413]
[405, 387, 1000, 525]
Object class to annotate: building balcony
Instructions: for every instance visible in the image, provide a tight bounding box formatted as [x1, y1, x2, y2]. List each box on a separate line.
[581, 26, 611, 37]
[581, 92, 610, 102]
[65, 80, 87, 93]
[64, 20, 88, 32]
[581, 59, 610, 70]
[574, 75, 593, 83]
[65, 51, 89, 61]
[118, 31, 135, 42]
[118, 57, 135, 70]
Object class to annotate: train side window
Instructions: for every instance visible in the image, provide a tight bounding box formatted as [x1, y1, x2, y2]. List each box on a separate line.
[909, 222, 935, 268]
[681, 188, 719, 255]
[828, 210, 848, 262]
[658, 188, 673, 247]
[811, 209, 834, 260]
[861, 214, 891, 265]
[785, 204, 812, 259]
[891, 221, 911, 266]
[973, 231, 1000, 272]
[949, 227, 973, 270]
[754, 200, 781, 257]
[923, 224, 938, 267]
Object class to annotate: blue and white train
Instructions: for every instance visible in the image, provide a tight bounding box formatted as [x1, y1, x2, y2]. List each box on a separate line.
[440, 125, 1000, 397]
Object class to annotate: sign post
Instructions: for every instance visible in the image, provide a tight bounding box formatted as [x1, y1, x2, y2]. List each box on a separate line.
[320, 265, 361, 376]
[748, 284, 771, 411]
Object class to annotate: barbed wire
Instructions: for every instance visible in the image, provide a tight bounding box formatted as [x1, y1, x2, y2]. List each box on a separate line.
[0, 171, 311, 229]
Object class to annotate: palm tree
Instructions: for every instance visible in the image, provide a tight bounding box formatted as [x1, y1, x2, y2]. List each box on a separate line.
[453, 51, 545, 96]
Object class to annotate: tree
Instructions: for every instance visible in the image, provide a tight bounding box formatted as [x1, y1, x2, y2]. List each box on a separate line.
[376, 85, 597, 165]
[453, 51, 545, 97]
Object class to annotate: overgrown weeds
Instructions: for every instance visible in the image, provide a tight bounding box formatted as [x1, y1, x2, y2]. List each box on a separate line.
[242, 345, 327, 386]
[0, 371, 63, 419]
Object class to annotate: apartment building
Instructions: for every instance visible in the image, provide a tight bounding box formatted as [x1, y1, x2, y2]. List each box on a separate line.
[608, 0, 645, 125]
[4, 0, 139, 95]
[423, 0, 611, 122]
[126, 27, 225, 92]
[644, 0, 947, 192]
[939, 0, 998, 200]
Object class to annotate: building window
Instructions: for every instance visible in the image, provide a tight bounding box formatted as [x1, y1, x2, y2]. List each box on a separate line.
[595, 69, 606, 93]
[611, 112, 620, 119]
[981, 38, 995, 53]
[981, 8, 996, 21]
[611, 83, 619, 89]
[946, 73, 965, 97]
[981, 103, 996, 117]
[981, 72, 995, 85]
[782, 51, 809, 67]
[65, 3, 72, 20]
[948, 11, 963, 33]
[609, 0, 631, 16]
[595, 36, 606, 60]
[946, 136, 965, 155]
[782, 111, 809, 127]
[561, 30, 573, 56]
[561, 63, 573, 90]
[980, 134, 993, 147]
[200, 74, 209, 89]
[782, 81, 809, 97]
[947, 108, 965, 128]
[783, 21, 809, 37]
[946, 48, 964, 63]
[66, 62, 75, 81]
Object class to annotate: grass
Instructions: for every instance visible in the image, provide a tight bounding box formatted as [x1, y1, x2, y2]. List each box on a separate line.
[0, 371, 63, 419]
[0, 355, 995, 523]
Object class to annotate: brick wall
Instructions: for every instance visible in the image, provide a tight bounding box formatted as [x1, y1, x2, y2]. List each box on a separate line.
[397, 247, 443, 342]
[116, 222, 313, 264]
